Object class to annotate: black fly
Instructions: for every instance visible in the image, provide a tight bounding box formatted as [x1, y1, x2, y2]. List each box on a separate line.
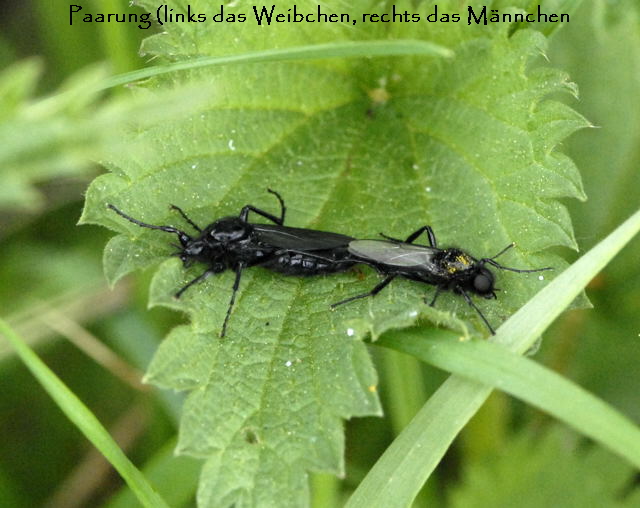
[108, 190, 355, 337]
[108, 194, 550, 336]
[331, 225, 552, 334]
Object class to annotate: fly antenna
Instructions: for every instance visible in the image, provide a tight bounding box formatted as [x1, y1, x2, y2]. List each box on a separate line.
[107, 204, 192, 242]
[482, 242, 553, 273]
[486, 259, 554, 273]
[488, 242, 516, 260]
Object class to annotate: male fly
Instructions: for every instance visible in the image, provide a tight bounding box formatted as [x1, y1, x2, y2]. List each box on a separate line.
[332, 225, 552, 334]
[108, 190, 355, 337]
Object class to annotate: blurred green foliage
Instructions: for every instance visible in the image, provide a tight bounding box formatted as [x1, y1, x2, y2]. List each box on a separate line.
[541, 0, 640, 425]
[0, 0, 638, 507]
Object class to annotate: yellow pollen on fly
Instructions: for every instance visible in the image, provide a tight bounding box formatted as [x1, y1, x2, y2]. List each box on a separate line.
[456, 254, 471, 266]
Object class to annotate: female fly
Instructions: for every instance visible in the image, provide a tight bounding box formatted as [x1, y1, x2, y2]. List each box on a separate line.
[108, 190, 355, 337]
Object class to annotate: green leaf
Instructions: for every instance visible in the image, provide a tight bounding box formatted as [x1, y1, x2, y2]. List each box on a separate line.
[347, 207, 640, 507]
[83, 1, 589, 505]
[0, 318, 169, 508]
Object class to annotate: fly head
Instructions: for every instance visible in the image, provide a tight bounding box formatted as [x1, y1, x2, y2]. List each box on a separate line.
[471, 266, 496, 299]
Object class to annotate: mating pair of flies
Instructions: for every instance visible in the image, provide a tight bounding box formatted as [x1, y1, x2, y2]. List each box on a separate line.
[108, 190, 551, 337]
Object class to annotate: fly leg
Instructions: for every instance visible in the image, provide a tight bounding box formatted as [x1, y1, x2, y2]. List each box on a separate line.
[220, 263, 245, 338]
[175, 269, 214, 298]
[404, 225, 437, 246]
[379, 233, 403, 243]
[459, 288, 495, 335]
[379, 225, 437, 247]
[330, 275, 396, 308]
[169, 204, 202, 232]
[426, 286, 443, 307]
[239, 189, 286, 225]
[267, 188, 286, 224]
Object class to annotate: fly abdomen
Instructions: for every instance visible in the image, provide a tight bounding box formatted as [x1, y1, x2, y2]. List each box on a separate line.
[262, 251, 355, 276]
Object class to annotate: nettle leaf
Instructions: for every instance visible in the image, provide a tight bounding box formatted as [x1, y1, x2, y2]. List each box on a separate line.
[82, 0, 588, 506]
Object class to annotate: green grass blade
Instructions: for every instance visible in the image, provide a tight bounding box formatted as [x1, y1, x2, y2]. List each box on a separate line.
[99, 39, 453, 90]
[495, 206, 640, 353]
[0, 318, 169, 508]
[105, 438, 199, 508]
[347, 350, 491, 508]
[381, 331, 640, 468]
[379, 350, 429, 433]
[347, 207, 640, 508]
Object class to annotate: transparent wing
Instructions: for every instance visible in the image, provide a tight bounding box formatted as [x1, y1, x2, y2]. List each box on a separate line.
[348, 240, 439, 268]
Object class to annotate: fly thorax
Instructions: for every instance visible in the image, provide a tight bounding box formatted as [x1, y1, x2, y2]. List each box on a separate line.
[439, 249, 475, 275]
[206, 217, 253, 243]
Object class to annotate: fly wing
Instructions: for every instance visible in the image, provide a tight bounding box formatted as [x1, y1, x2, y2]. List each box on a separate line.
[253, 224, 354, 251]
[348, 240, 438, 267]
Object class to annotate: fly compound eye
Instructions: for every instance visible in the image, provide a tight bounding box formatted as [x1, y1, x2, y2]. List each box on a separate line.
[473, 271, 493, 294]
